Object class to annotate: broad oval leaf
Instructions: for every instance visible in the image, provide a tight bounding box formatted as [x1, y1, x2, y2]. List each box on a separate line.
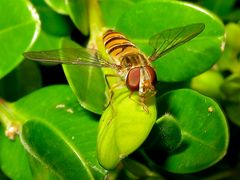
[0, 0, 40, 78]
[22, 119, 95, 179]
[149, 89, 229, 173]
[12, 85, 106, 179]
[97, 87, 157, 169]
[116, 0, 225, 81]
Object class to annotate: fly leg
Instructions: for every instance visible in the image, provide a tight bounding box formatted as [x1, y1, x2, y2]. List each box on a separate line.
[104, 74, 124, 125]
[140, 91, 157, 112]
[105, 74, 123, 108]
[128, 92, 149, 113]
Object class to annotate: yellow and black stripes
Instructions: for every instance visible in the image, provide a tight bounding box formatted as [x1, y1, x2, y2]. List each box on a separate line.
[103, 30, 140, 61]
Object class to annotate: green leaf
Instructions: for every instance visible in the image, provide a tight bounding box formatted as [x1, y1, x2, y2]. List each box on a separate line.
[11, 85, 105, 179]
[0, 126, 33, 180]
[115, 0, 225, 81]
[97, 87, 157, 169]
[148, 89, 229, 173]
[0, 0, 40, 78]
[28, 155, 59, 180]
[66, 0, 89, 35]
[61, 38, 107, 114]
[0, 61, 42, 102]
[33, 1, 73, 36]
[44, 0, 69, 15]
[31, 30, 64, 51]
[100, 0, 135, 28]
[22, 120, 95, 179]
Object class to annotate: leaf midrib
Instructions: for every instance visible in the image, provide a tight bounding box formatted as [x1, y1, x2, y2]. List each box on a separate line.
[21, 119, 95, 180]
[182, 131, 221, 153]
[0, 20, 35, 35]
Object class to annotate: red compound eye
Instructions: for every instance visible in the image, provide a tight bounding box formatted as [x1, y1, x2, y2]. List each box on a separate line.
[126, 67, 140, 91]
[146, 66, 157, 85]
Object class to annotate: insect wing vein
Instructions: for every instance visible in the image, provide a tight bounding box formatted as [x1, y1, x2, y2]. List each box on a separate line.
[149, 23, 205, 61]
[23, 48, 117, 68]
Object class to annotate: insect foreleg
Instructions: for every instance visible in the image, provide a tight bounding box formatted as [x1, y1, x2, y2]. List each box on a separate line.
[128, 92, 149, 113]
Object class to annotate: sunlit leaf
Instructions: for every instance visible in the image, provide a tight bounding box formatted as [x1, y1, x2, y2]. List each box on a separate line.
[0, 0, 40, 78]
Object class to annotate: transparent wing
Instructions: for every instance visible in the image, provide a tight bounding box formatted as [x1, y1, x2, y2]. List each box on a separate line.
[149, 23, 205, 61]
[23, 47, 118, 69]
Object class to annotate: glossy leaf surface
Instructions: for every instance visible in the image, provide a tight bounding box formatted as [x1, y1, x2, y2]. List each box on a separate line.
[152, 89, 229, 173]
[97, 88, 157, 169]
[0, 0, 40, 78]
[12, 85, 105, 179]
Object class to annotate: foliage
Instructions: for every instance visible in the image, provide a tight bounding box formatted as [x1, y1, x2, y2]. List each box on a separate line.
[0, 0, 239, 179]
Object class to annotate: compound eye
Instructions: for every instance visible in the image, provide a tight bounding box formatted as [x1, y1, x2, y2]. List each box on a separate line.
[146, 66, 157, 84]
[126, 67, 140, 91]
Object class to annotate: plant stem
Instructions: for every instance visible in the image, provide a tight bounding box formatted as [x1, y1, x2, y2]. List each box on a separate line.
[88, 0, 104, 49]
[87, 0, 116, 83]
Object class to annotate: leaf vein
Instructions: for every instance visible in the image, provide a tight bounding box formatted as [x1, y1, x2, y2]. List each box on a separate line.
[182, 131, 220, 152]
[0, 20, 36, 35]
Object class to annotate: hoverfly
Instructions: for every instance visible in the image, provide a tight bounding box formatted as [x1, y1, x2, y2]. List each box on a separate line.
[23, 23, 205, 109]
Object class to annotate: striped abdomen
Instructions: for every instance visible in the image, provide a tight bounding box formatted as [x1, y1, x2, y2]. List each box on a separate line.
[103, 30, 148, 68]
